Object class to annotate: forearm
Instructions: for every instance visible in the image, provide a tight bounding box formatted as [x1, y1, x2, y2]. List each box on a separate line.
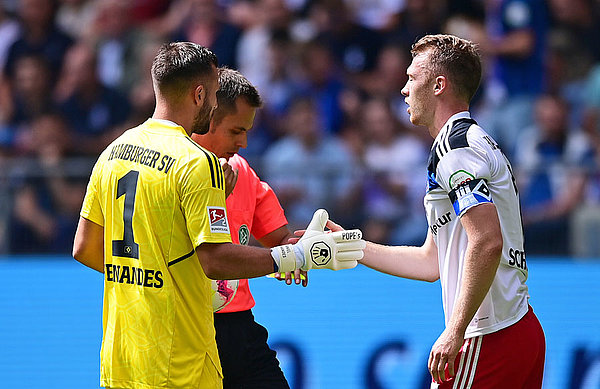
[361, 233, 439, 282]
[197, 243, 277, 280]
[257, 225, 294, 248]
[75, 253, 105, 273]
[446, 241, 501, 335]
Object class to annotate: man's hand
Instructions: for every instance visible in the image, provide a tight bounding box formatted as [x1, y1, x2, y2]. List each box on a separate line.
[270, 209, 365, 272]
[428, 328, 464, 384]
[219, 158, 239, 198]
[271, 270, 308, 286]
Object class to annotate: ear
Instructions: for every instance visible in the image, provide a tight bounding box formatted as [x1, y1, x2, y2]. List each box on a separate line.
[433, 75, 447, 96]
[194, 85, 204, 106]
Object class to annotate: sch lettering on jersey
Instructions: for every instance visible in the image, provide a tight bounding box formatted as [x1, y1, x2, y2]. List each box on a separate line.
[207, 206, 230, 234]
[108, 143, 176, 174]
[430, 211, 452, 235]
[508, 248, 527, 270]
[448, 178, 493, 216]
[105, 264, 164, 288]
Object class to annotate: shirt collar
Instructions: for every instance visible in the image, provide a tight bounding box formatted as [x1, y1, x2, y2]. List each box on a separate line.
[144, 118, 188, 135]
[434, 111, 471, 144]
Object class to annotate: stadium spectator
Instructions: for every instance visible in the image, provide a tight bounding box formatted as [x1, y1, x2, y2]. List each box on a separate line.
[295, 39, 345, 134]
[359, 97, 429, 245]
[3, 0, 73, 81]
[0, 54, 57, 152]
[54, 43, 130, 155]
[8, 114, 84, 254]
[55, 0, 97, 40]
[85, 0, 150, 92]
[544, 30, 591, 128]
[263, 97, 359, 229]
[345, 0, 403, 32]
[0, 4, 20, 73]
[548, 0, 600, 63]
[479, 0, 549, 157]
[232, 0, 292, 93]
[125, 38, 164, 126]
[386, 0, 446, 49]
[514, 94, 595, 255]
[154, 0, 242, 69]
[357, 42, 411, 124]
[306, 0, 383, 75]
[249, 29, 298, 155]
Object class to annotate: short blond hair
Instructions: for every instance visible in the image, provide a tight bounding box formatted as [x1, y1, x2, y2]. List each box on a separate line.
[412, 34, 482, 103]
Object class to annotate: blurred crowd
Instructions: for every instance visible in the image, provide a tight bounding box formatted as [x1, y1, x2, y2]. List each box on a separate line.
[1, 0, 600, 257]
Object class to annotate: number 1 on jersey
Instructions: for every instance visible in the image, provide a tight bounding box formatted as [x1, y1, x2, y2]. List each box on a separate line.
[112, 170, 140, 259]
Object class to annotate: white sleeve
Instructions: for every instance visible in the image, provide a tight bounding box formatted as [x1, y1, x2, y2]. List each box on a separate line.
[437, 142, 494, 217]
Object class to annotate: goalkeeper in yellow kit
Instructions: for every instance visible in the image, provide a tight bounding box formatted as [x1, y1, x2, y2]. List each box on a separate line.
[71, 42, 365, 389]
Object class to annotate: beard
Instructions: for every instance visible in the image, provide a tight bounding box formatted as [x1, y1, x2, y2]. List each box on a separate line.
[191, 98, 215, 135]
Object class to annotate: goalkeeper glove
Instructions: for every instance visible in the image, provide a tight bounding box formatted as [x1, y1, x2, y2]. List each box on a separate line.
[270, 209, 365, 272]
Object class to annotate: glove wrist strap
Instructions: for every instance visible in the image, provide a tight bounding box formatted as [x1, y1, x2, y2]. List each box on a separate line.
[271, 244, 304, 273]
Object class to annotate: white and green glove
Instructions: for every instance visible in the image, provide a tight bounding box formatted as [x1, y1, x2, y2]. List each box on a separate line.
[270, 209, 365, 272]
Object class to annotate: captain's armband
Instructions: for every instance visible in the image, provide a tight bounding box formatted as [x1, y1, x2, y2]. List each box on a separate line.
[448, 178, 493, 216]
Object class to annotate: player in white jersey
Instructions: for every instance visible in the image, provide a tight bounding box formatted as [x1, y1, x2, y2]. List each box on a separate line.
[427, 112, 530, 339]
[327, 34, 545, 388]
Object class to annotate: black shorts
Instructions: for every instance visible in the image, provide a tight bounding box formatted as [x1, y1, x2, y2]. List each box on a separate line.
[214, 310, 289, 389]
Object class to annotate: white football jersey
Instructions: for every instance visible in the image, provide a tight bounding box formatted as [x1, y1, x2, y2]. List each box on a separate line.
[424, 111, 529, 338]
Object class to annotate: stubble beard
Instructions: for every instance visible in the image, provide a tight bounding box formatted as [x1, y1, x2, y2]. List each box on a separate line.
[191, 99, 214, 135]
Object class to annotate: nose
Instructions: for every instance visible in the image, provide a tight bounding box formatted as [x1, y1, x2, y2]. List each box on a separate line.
[401, 84, 408, 97]
[238, 133, 248, 149]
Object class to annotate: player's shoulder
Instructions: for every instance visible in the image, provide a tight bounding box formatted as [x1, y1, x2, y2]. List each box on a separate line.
[182, 137, 221, 173]
[431, 118, 495, 173]
[432, 118, 477, 165]
[443, 118, 494, 153]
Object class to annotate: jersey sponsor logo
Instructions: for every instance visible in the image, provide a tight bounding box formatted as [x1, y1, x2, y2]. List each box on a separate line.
[105, 263, 164, 288]
[108, 143, 176, 174]
[448, 169, 475, 190]
[238, 224, 250, 245]
[449, 178, 493, 216]
[429, 211, 452, 235]
[208, 206, 230, 233]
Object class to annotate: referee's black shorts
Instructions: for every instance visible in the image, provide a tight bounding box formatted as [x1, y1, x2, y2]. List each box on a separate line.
[214, 309, 289, 389]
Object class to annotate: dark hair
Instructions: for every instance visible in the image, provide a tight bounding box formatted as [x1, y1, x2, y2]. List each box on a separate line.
[411, 34, 482, 103]
[151, 42, 218, 97]
[212, 67, 262, 124]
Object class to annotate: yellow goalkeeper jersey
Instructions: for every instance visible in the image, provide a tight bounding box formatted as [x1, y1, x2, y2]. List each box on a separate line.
[80, 118, 232, 388]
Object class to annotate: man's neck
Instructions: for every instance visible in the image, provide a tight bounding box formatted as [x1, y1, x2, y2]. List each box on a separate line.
[430, 102, 470, 138]
[152, 104, 192, 135]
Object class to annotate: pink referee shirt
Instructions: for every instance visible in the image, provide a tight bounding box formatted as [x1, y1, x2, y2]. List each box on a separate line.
[217, 154, 288, 313]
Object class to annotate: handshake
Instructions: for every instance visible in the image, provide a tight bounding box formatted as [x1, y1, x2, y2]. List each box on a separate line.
[271, 209, 366, 273]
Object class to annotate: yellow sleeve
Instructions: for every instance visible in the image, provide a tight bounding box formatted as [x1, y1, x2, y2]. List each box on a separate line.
[80, 158, 104, 226]
[180, 151, 231, 248]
